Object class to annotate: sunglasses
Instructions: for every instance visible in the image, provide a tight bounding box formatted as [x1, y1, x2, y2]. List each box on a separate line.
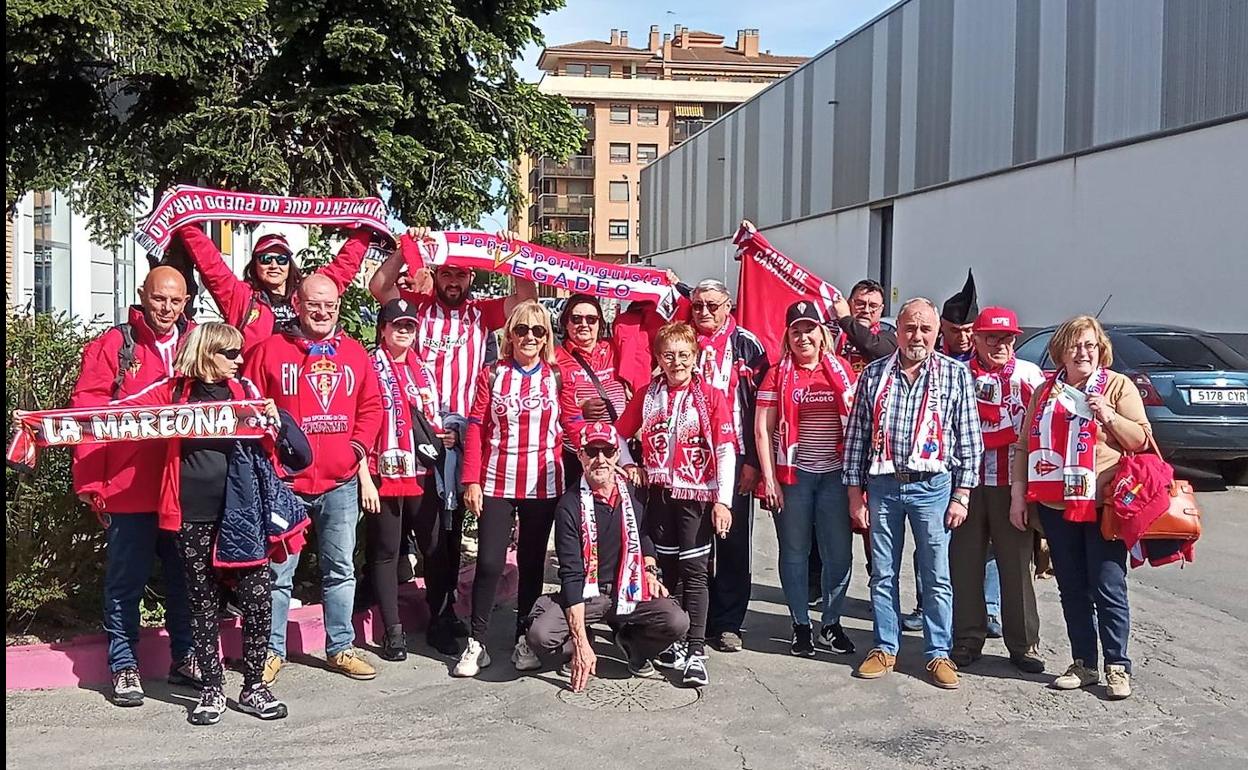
[569, 314, 600, 327]
[257, 253, 291, 266]
[583, 444, 618, 459]
[216, 348, 242, 361]
[512, 324, 548, 339]
[691, 300, 725, 314]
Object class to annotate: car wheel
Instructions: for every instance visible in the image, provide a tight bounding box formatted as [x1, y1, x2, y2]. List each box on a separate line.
[1220, 459, 1248, 486]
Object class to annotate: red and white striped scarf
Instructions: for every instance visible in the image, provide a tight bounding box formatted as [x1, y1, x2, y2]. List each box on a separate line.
[868, 351, 947, 476]
[580, 476, 649, 616]
[373, 347, 440, 495]
[1026, 367, 1108, 522]
[697, 317, 744, 454]
[970, 356, 1034, 449]
[640, 377, 718, 502]
[774, 353, 855, 485]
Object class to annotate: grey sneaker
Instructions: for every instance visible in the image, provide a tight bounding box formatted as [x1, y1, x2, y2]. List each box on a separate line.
[1052, 660, 1100, 690]
[1105, 665, 1132, 700]
[188, 686, 226, 726]
[615, 631, 658, 678]
[901, 610, 924, 632]
[238, 683, 288, 720]
[712, 631, 743, 653]
[111, 667, 144, 707]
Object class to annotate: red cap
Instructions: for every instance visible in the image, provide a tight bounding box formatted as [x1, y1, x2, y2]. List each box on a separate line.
[253, 233, 293, 258]
[974, 307, 1022, 335]
[578, 421, 619, 449]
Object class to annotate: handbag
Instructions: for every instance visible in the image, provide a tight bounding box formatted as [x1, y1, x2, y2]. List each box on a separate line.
[1100, 432, 1201, 543]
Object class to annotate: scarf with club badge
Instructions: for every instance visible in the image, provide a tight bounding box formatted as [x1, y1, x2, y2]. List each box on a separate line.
[579, 476, 649, 615]
[970, 355, 1035, 449]
[868, 351, 948, 476]
[1026, 367, 1108, 522]
[773, 352, 855, 485]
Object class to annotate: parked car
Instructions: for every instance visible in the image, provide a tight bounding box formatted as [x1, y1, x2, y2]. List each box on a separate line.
[1015, 324, 1248, 485]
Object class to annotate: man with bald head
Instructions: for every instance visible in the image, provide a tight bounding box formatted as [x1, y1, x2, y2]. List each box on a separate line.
[70, 265, 198, 707]
[842, 298, 983, 690]
[244, 273, 383, 683]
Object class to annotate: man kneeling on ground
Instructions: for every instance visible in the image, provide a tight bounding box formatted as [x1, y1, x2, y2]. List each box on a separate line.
[526, 423, 689, 692]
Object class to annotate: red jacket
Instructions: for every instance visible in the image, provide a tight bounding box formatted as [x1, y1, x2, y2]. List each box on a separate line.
[611, 296, 690, 393]
[177, 225, 372, 351]
[70, 306, 194, 514]
[243, 328, 383, 495]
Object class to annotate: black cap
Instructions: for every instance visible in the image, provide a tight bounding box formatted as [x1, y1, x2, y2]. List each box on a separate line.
[785, 300, 825, 327]
[941, 269, 979, 324]
[378, 298, 420, 327]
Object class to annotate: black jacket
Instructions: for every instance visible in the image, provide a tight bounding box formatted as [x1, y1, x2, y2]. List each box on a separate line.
[834, 315, 898, 363]
[552, 481, 654, 608]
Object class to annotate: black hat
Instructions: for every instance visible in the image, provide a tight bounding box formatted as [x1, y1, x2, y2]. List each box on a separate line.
[941, 269, 979, 324]
[785, 300, 825, 327]
[378, 298, 420, 327]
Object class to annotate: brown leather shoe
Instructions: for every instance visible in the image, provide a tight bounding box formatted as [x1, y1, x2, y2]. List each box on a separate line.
[927, 657, 960, 689]
[854, 648, 896, 679]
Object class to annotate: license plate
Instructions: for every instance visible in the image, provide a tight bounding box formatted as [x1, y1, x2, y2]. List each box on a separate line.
[1190, 388, 1248, 404]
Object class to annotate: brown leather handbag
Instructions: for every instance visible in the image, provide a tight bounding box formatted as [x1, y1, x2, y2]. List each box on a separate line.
[1100, 433, 1202, 542]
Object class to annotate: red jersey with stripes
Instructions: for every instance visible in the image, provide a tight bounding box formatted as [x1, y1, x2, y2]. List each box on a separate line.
[400, 291, 507, 417]
[463, 360, 565, 499]
[758, 365, 845, 473]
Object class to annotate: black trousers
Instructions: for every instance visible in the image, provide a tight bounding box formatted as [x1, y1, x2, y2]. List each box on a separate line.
[708, 467, 753, 637]
[366, 491, 464, 629]
[526, 593, 690, 662]
[650, 487, 713, 655]
[177, 522, 271, 689]
[471, 496, 558, 641]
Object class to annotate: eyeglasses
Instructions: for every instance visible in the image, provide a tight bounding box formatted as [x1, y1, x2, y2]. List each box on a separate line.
[660, 351, 695, 364]
[303, 302, 339, 313]
[257, 253, 291, 266]
[583, 445, 618, 460]
[982, 333, 1017, 347]
[512, 324, 548, 339]
[215, 348, 242, 361]
[1065, 342, 1099, 354]
[691, 300, 725, 314]
[569, 314, 600, 327]
[852, 299, 883, 312]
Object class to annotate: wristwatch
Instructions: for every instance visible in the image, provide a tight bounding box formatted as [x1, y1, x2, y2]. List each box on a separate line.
[645, 564, 662, 579]
[951, 493, 970, 509]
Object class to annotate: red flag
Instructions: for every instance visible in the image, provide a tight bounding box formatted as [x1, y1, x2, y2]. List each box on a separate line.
[733, 221, 843, 363]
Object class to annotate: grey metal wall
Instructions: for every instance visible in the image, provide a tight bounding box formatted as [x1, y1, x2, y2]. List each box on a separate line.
[641, 0, 1248, 257]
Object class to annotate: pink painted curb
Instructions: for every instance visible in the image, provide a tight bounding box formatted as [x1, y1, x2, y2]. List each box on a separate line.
[5, 554, 517, 691]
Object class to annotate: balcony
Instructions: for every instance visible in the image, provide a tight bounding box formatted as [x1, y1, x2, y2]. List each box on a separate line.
[535, 193, 595, 216]
[539, 155, 595, 178]
[532, 230, 591, 255]
[673, 118, 716, 144]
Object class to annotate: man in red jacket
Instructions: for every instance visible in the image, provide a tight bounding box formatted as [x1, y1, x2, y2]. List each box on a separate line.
[69, 266, 197, 707]
[243, 273, 383, 683]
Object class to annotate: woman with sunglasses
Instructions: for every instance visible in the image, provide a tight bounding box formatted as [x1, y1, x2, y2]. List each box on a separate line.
[175, 223, 374, 351]
[615, 322, 736, 687]
[107, 323, 306, 725]
[455, 301, 565, 678]
[555, 293, 630, 485]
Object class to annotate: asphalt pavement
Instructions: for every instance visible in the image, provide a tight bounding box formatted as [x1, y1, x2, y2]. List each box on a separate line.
[7, 479, 1248, 770]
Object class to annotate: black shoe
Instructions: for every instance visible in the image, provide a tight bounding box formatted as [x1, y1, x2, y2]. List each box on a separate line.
[188, 687, 226, 726]
[237, 683, 288, 720]
[681, 655, 709, 687]
[1011, 649, 1047, 674]
[426, 617, 462, 657]
[440, 612, 469, 639]
[111, 667, 144, 707]
[790, 624, 815, 656]
[950, 645, 981, 668]
[380, 624, 407, 662]
[615, 630, 658, 678]
[816, 622, 856, 655]
[654, 642, 688, 670]
[167, 655, 203, 688]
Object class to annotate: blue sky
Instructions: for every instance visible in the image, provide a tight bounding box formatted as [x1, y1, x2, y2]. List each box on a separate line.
[478, 0, 899, 230]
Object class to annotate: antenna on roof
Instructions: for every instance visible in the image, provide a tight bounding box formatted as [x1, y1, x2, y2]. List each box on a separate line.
[1094, 294, 1113, 319]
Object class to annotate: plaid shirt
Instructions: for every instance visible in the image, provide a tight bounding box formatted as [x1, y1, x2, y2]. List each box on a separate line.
[842, 351, 983, 489]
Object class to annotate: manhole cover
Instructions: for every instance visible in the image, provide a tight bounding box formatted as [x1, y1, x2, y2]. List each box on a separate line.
[557, 677, 702, 712]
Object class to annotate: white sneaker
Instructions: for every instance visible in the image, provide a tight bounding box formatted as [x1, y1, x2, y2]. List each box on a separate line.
[1052, 660, 1100, 690]
[1105, 665, 1132, 700]
[511, 637, 541, 671]
[452, 638, 491, 678]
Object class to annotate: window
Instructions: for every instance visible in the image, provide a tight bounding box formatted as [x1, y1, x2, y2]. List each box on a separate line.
[634, 71, 658, 80]
[609, 181, 629, 202]
[570, 103, 591, 119]
[637, 144, 659, 164]
[609, 104, 631, 124]
[637, 106, 659, 126]
[609, 220, 629, 240]
[590, 64, 611, 78]
[609, 143, 630, 164]
[565, 63, 587, 77]
[1015, 332, 1055, 371]
[565, 179, 592, 196]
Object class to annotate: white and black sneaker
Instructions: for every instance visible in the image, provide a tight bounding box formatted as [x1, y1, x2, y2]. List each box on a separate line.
[615, 631, 658, 678]
[188, 687, 226, 726]
[817, 622, 856, 655]
[653, 641, 688, 671]
[111, 667, 144, 707]
[238, 683, 288, 720]
[681, 654, 709, 687]
[790, 624, 816, 656]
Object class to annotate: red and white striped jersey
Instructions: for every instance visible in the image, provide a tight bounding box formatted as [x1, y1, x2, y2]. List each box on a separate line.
[463, 361, 564, 499]
[401, 291, 507, 417]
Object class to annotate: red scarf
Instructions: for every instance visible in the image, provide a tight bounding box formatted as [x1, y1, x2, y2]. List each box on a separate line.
[1026, 368, 1108, 522]
[697, 317, 744, 454]
[372, 347, 441, 495]
[580, 476, 649, 615]
[639, 377, 719, 501]
[970, 356, 1034, 449]
[774, 353, 855, 485]
[868, 352, 947, 475]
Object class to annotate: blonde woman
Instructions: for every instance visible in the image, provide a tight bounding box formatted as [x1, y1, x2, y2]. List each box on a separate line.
[1011, 316, 1149, 699]
[456, 301, 565, 677]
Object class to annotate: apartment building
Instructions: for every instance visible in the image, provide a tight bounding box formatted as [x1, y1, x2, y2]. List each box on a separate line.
[514, 25, 806, 264]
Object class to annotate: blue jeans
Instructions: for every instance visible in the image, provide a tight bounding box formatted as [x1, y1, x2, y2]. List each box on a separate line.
[867, 473, 953, 660]
[1037, 504, 1131, 671]
[269, 478, 360, 658]
[102, 513, 193, 672]
[776, 469, 852, 626]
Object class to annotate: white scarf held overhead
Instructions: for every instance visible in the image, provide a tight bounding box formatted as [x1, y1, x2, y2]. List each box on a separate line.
[579, 476, 649, 616]
[868, 351, 948, 476]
